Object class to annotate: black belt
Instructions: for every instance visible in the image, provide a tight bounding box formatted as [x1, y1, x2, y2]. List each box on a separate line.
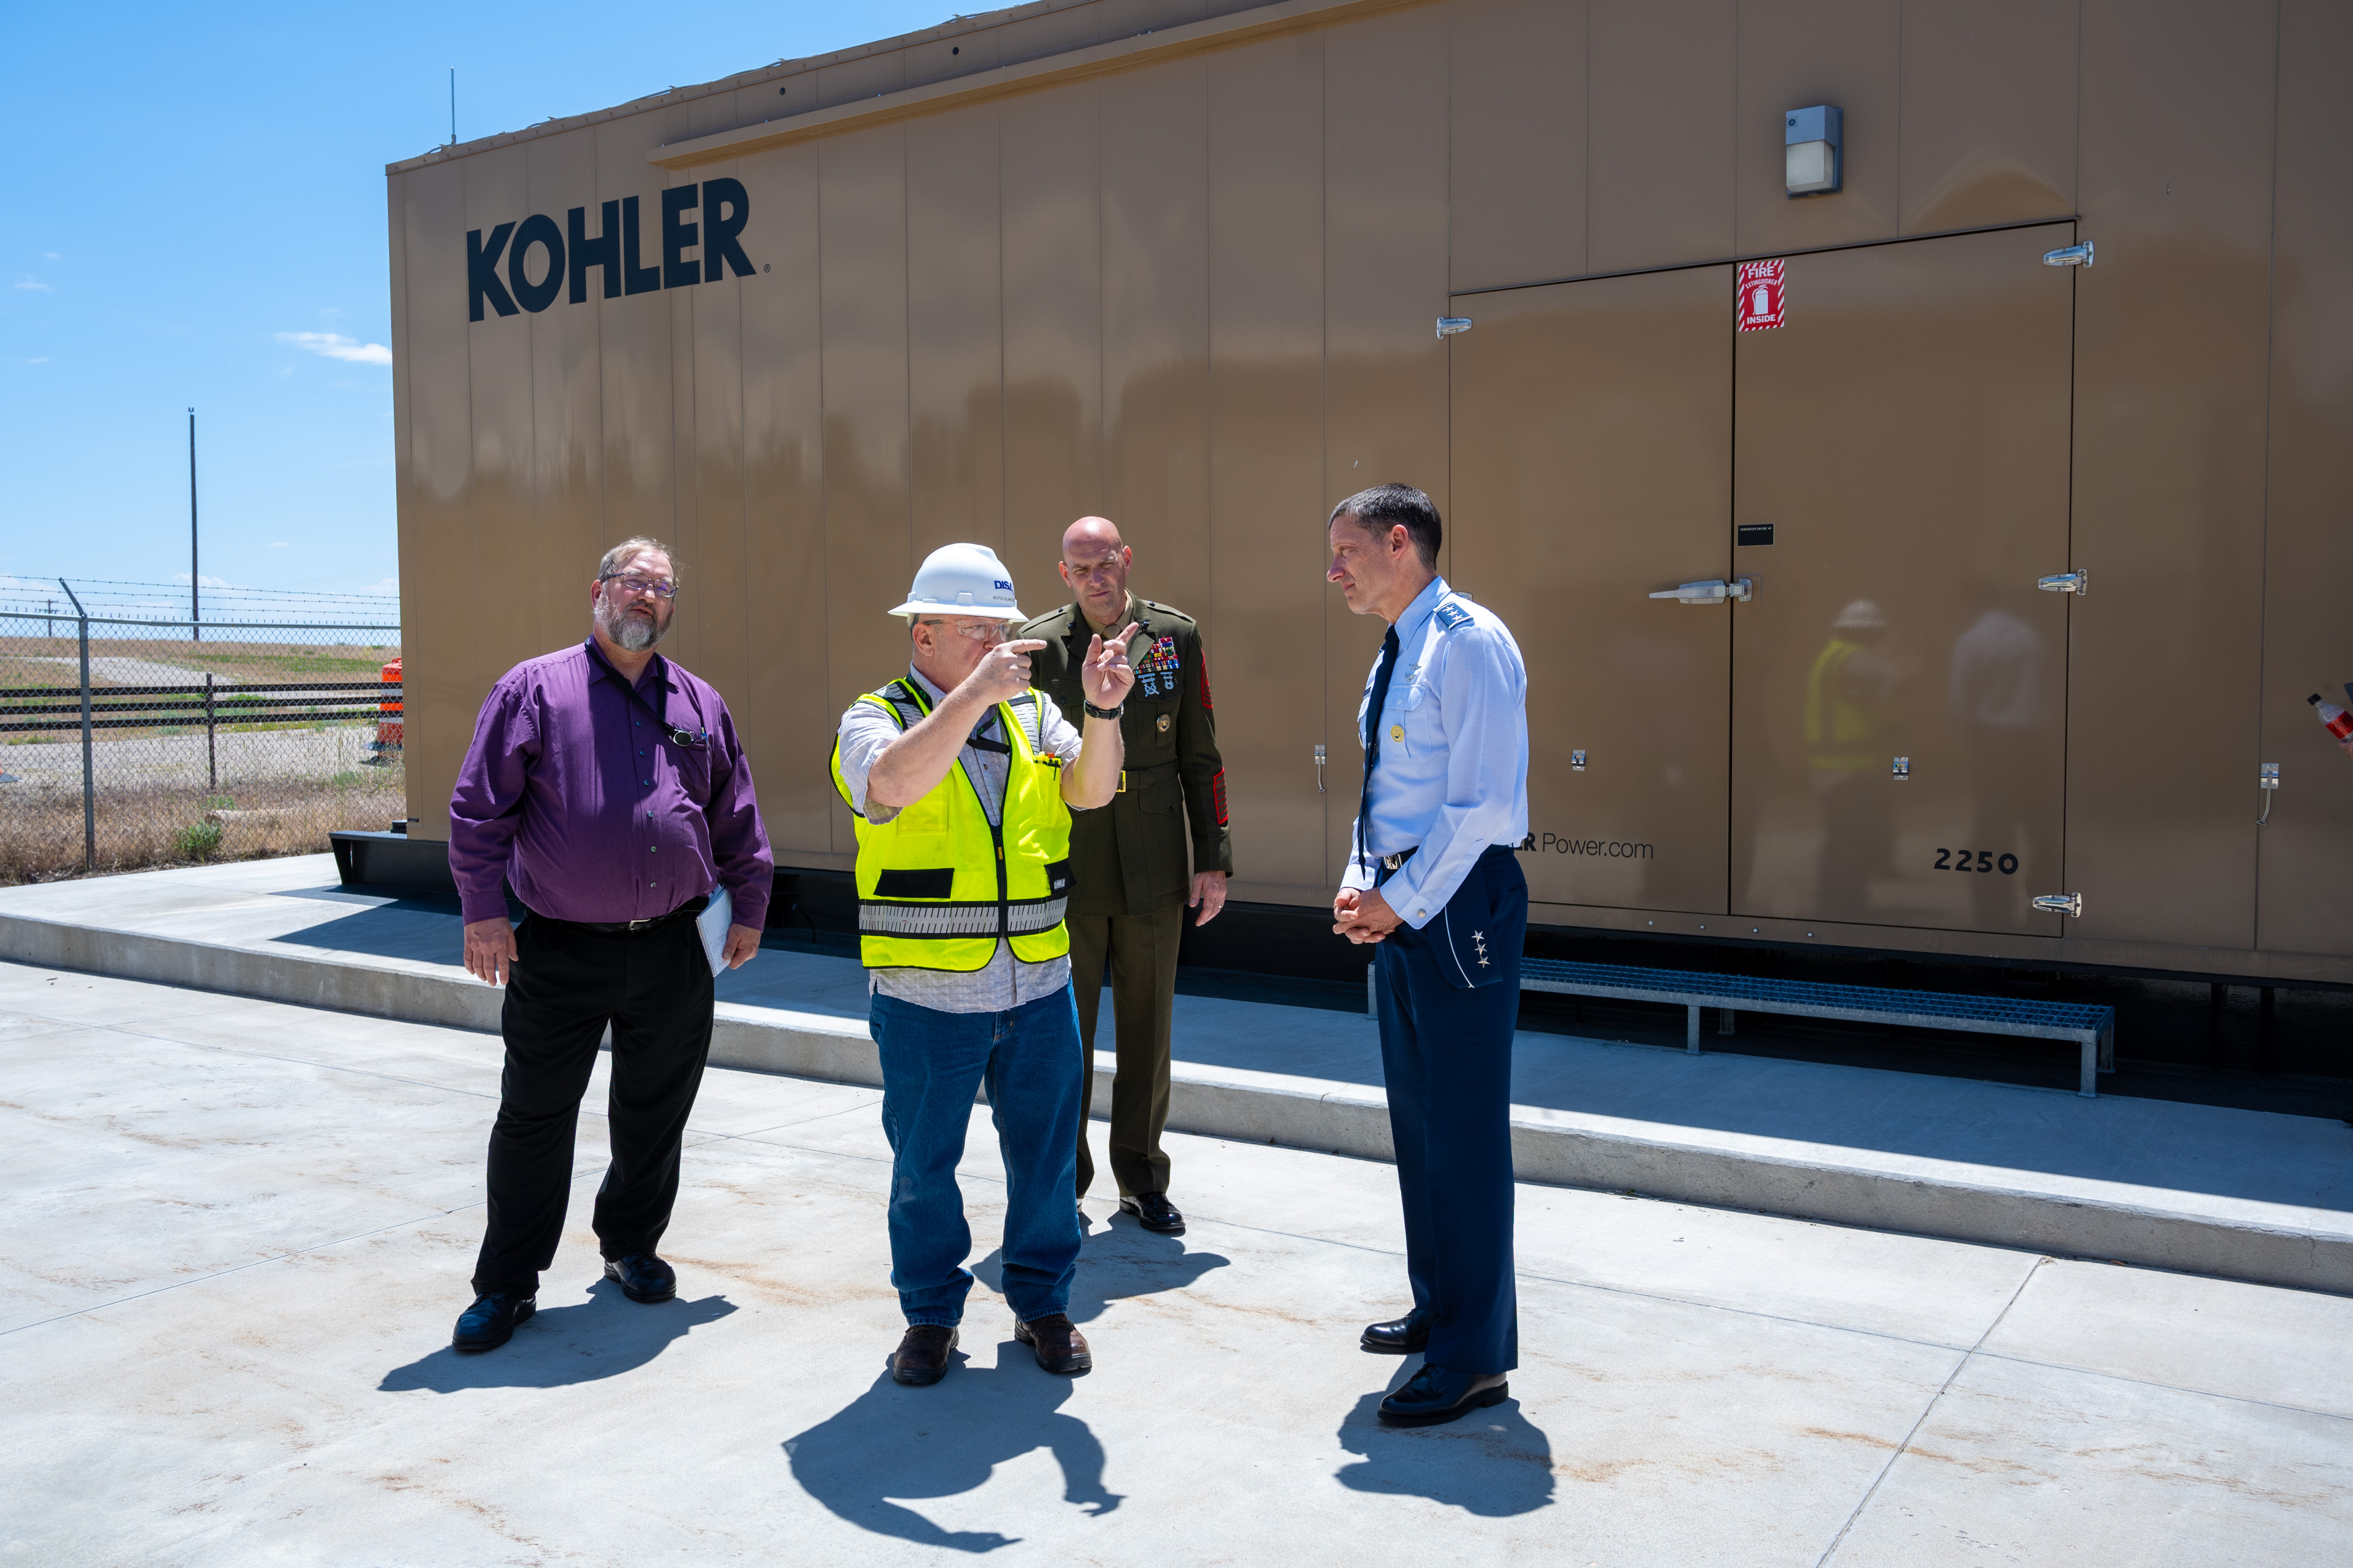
[1117, 759, 1180, 793]
[1371, 842, 1517, 886]
[548, 894, 709, 934]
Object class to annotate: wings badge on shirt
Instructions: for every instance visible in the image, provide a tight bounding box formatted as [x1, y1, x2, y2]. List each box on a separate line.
[1135, 634, 1183, 698]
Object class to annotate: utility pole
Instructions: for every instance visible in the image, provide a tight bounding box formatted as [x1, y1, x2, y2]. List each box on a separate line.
[189, 407, 201, 643]
[449, 69, 457, 145]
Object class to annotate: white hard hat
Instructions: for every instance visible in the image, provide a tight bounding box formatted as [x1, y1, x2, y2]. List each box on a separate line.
[888, 543, 1025, 621]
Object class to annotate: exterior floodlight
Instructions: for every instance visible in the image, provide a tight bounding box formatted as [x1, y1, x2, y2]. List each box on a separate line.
[1785, 105, 1842, 196]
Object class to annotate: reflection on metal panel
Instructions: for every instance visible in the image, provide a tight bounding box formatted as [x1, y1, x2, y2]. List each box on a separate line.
[1450, 265, 1733, 916]
[1208, 35, 1327, 898]
[1732, 224, 2076, 936]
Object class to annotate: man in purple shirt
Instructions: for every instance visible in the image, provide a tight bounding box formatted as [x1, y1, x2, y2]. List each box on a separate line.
[446, 536, 773, 1353]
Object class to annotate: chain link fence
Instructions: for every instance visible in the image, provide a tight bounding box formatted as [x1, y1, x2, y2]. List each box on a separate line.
[1, 586, 404, 883]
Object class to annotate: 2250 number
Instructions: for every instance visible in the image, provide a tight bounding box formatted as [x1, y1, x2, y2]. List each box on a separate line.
[1934, 848, 2018, 875]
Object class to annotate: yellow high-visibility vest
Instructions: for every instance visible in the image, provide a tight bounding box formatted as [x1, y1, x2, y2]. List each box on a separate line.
[829, 676, 1073, 972]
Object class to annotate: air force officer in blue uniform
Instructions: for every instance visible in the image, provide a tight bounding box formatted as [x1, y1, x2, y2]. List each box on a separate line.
[1327, 483, 1530, 1428]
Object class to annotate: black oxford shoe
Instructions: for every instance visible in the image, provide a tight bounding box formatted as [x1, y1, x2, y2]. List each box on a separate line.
[1118, 1192, 1186, 1235]
[453, 1292, 536, 1353]
[1377, 1363, 1511, 1427]
[1361, 1309, 1434, 1354]
[604, 1253, 677, 1303]
[892, 1325, 959, 1385]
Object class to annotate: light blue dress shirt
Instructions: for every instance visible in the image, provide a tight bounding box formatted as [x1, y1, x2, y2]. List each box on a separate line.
[1342, 575, 1530, 928]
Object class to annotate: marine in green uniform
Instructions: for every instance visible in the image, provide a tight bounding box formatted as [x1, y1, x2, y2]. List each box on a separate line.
[1020, 516, 1233, 1235]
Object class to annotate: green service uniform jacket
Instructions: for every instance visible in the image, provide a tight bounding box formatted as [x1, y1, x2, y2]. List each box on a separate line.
[1021, 596, 1233, 918]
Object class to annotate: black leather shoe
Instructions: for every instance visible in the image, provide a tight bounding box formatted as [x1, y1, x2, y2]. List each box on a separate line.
[1377, 1364, 1511, 1427]
[1361, 1309, 1434, 1354]
[892, 1325, 959, 1385]
[603, 1253, 676, 1303]
[452, 1292, 536, 1352]
[1015, 1313, 1093, 1374]
[1118, 1193, 1186, 1235]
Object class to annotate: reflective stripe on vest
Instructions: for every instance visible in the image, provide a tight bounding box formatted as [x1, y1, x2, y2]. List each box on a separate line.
[829, 676, 1073, 972]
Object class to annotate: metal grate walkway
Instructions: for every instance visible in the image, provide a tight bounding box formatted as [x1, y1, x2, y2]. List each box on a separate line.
[1367, 956, 2119, 1097]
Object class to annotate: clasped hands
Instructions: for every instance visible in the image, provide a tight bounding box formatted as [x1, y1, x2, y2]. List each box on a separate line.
[1333, 885, 1403, 944]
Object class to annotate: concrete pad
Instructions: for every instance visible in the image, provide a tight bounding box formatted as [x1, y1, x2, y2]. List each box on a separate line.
[5, 972, 2351, 1565]
[7, 859, 2353, 1293]
[1981, 1258, 2353, 1418]
[1830, 1352, 2353, 1566]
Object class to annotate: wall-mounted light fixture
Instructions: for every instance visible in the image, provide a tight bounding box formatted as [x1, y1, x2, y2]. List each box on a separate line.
[1785, 105, 1842, 197]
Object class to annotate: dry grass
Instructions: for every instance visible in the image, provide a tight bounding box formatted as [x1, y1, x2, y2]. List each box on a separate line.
[0, 770, 408, 884]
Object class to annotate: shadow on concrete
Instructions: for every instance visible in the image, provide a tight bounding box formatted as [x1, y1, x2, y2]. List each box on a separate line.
[259, 897, 472, 967]
[1333, 1366, 1556, 1517]
[782, 1344, 1121, 1553]
[376, 1279, 737, 1393]
[971, 1214, 1231, 1326]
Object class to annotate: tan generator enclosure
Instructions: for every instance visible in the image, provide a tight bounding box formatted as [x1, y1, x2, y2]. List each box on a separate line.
[387, 0, 2353, 985]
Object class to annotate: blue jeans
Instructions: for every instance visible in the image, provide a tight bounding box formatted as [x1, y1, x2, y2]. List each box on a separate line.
[870, 987, 1085, 1326]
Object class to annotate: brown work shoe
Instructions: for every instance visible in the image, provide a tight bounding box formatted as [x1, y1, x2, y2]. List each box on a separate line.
[891, 1323, 959, 1385]
[1014, 1313, 1093, 1375]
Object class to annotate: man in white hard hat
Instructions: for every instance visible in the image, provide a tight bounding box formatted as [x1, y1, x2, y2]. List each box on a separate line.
[830, 542, 1138, 1386]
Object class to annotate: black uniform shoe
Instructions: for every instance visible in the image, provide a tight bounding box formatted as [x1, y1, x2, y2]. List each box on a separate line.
[892, 1325, 959, 1385]
[1377, 1364, 1511, 1427]
[603, 1254, 677, 1303]
[452, 1292, 536, 1353]
[1015, 1314, 1094, 1374]
[1118, 1193, 1186, 1235]
[1361, 1308, 1434, 1354]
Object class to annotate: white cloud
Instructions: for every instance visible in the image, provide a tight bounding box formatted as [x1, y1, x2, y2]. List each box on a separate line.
[25, 357, 48, 364]
[275, 331, 391, 366]
[357, 578, 400, 595]
[42, 252, 60, 260]
[14, 278, 52, 292]
[171, 572, 234, 589]
[269, 541, 290, 548]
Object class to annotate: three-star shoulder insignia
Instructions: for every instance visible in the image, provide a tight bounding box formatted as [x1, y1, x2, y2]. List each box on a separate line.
[1434, 601, 1474, 631]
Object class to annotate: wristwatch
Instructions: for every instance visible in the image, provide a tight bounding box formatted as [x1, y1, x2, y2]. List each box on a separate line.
[1083, 701, 1124, 721]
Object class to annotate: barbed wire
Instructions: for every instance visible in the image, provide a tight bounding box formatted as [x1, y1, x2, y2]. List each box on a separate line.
[0, 577, 400, 630]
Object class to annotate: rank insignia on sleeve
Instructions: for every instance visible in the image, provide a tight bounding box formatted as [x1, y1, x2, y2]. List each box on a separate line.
[1434, 601, 1474, 631]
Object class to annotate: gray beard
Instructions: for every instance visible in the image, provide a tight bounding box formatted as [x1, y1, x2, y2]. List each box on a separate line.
[598, 602, 667, 652]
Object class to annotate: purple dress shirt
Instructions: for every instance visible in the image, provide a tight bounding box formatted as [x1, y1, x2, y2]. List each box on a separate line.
[449, 640, 773, 930]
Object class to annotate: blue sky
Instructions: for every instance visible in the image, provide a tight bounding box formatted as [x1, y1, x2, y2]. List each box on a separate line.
[1, 1, 945, 608]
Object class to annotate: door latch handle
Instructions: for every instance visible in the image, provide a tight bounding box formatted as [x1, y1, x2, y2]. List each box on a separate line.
[2259, 761, 2279, 825]
[2042, 242, 2094, 268]
[1314, 743, 1327, 794]
[2031, 893, 2083, 917]
[1437, 316, 1473, 337]
[2037, 570, 2088, 596]
[1648, 577, 1753, 605]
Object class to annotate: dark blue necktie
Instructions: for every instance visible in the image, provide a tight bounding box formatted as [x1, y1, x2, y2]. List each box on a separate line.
[1357, 626, 1401, 875]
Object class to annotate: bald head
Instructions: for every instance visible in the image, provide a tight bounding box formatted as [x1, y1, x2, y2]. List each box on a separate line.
[1059, 515, 1133, 631]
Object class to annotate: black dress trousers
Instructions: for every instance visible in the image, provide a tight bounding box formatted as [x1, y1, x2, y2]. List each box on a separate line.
[1372, 845, 1527, 1376]
[470, 907, 716, 1297]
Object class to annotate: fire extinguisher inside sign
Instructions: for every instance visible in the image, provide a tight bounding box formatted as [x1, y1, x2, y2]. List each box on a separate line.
[1737, 260, 1786, 331]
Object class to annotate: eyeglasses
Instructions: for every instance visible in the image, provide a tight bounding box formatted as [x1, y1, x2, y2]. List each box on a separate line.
[920, 618, 1010, 645]
[601, 573, 678, 600]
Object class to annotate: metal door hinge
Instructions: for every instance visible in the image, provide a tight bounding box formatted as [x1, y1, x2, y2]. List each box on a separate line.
[2042, 242, 2094, 268]
[1313, 743, 1327, 793]
[1892, 756, 1910, 781]
[2031, 892, 2084, 917]
[1437, 316, 1473, 337]
[2259, 761, 2280, 825]
[2037, 570, 2088, 596]
[1648, 577, 1753, 605]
